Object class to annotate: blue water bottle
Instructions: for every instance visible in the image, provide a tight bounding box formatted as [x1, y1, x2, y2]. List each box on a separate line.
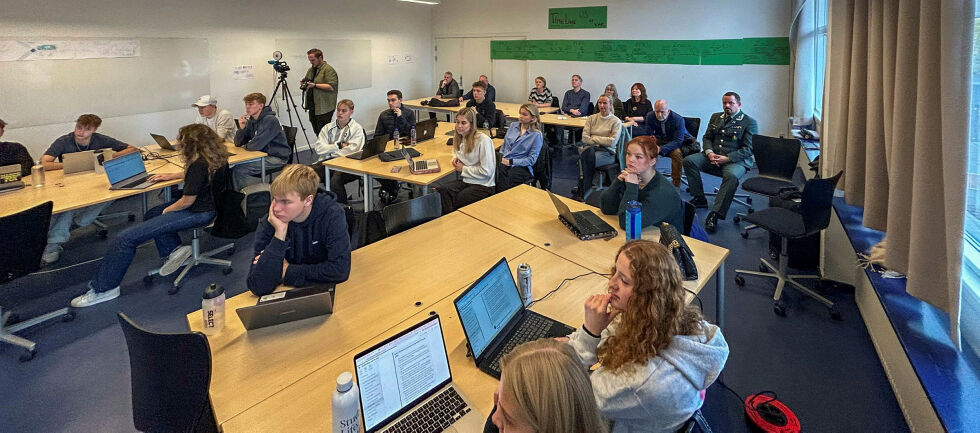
[625, 201, 642, 241]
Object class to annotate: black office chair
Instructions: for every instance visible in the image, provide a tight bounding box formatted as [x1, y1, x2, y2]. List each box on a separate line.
[382, 192, 442, 237]
[117, 313, 219, 433]
[531, 143, 552, 190]
[734, 172, 843, 319]
[678, 409, 713, 433]
[734, 135, 802, 237]
[0, 201, 75, 361]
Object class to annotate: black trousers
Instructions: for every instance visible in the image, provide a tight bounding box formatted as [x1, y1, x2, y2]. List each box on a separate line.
[330, 172, 359, 204]
[495, 165, 532, 193]
[439, 180, 495, 214]
[310, 110, 334, 135]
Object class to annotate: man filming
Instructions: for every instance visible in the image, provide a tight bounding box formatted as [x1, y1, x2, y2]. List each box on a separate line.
[302, 48, 339, 135]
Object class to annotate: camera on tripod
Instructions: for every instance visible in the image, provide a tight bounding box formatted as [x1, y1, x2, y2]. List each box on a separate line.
[268, 50, 291, 75]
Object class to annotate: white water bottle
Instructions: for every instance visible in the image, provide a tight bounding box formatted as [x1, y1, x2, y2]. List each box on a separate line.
[201, 283, 225, 335]
[332, 372, 360, 433]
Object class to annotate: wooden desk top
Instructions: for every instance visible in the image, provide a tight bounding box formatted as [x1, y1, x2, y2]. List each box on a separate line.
[402, 98, 557, 118]
[186, 211, 533, 424]
[323, 122, 502, 186]
[0, 141, 265, 217]
[457, 185, 729, 294]
[221, 246, 638, 432]
[539, 113, 587, 128]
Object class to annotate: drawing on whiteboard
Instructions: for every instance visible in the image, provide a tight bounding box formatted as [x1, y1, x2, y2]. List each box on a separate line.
[0, 39, 140, 62]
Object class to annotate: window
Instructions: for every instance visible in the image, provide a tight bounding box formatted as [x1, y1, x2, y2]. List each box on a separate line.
[961, 4, 980, 366]
[814, 0, 828, 120]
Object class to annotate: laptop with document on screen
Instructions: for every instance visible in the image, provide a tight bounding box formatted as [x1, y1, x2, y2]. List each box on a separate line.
[453, 257, 575, 379]
[354, 314, 485, 433]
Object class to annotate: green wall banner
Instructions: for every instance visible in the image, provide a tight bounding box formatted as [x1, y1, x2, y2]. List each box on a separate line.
[548, 6, 607, 29]
[490, 38, 790, 65]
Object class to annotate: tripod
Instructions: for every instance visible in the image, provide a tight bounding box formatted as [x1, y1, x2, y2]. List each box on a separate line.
[268, 67, 313, 164]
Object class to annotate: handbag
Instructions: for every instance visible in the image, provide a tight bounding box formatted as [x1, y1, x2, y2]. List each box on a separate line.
[659, 222, 698, 281]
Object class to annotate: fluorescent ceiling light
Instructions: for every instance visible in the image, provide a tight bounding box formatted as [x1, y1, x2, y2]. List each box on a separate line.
[398, 0, 440, 4]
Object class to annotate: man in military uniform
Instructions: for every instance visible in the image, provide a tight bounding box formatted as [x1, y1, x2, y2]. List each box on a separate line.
[683, 91, 758, 233]
[302, 48, 339, 135]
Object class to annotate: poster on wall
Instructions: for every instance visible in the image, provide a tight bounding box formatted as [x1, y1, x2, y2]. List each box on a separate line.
[548, 6, 607, 29]
[0, 39, 140, 62]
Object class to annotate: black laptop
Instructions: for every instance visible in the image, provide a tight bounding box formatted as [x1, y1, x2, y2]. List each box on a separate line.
[235, 284, 335, 330]
[453, 257, 575, 379]
[345, 134, 389, 160]
[548, 191, 618, 240]
[149, 133, 178, 151]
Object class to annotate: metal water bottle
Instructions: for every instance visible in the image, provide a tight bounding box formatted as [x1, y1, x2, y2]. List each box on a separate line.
[517, 263, 532, 306]
[410, 125, 417, 146]
[201, 283, 225, 335]
[31, 161, 44, 187]
[625, 200, 642, 241]
[332, 372, 360, 433]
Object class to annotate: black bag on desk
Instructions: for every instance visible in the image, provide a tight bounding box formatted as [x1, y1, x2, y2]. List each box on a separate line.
[426, 98, 460, 107]
[659, 222, 698, 281]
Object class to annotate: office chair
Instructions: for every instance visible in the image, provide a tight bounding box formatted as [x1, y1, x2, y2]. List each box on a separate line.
[381, 192, 442, 237]
[734, 172, 843, 319]
[145, 166, 244, 294]
[531, 143, 552, 190]
[117, 313, 219, 433]
[734, 135, 802, 237]
[0, 201, 75, 361]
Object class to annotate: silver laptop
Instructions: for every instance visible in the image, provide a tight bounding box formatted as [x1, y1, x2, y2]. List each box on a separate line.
[354, 314, 485, 433]
[63, 150, 113, 174]
[236, 285, 335, 330]
[103, 152, 156, 190]
[149, 133, 178, 151]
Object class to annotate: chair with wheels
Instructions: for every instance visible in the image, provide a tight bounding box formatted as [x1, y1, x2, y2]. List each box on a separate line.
[117, 312, 219, 433]
[381, 192, 442, 237]
[734, 135, 802, 235]
[585, 124, 632, 201]
[733, 172, 843, 319]
[0, 201, 75, 362]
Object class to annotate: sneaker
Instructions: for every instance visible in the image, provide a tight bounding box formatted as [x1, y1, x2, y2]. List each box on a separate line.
[71, 287, 120, 308]
[159, 245, 192, 276]
[688, 196, 709, 209]
[704, 212, 720, 233]
[42, 245, 63, 265]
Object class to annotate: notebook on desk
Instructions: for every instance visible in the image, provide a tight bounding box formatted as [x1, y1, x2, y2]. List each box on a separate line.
[235, 284, 335, 330]
[548, 191, 618, 240]
[453, 257, 575, 379]
[354, 314, 485, 433]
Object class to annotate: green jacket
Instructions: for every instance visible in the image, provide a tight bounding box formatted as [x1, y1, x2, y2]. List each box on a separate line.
[304, 62, 339, 116]
[701, 110, 758, 168]
[600, 171, 684, 230]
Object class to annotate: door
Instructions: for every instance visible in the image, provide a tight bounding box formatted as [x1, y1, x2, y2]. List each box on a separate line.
[434, 36, 526, 103]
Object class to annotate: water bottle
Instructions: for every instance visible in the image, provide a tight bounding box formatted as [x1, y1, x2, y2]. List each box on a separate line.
[392, 128, 400, 147]
[332, 372, 360, 433]
[201, 283, 225, 335]
[484, 120, 491, 136]
[410, 125, 417, 146]
[625, 201, 642, 241]
[31, 161, 45, 188]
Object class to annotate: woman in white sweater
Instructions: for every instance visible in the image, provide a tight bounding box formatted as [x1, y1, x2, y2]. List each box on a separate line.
[439, 107, 496, 213]
[566, 240, 729, 433]
[574, 94, 622, 201]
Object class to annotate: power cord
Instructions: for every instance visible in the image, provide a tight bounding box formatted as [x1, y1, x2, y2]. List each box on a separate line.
[527, 271, 610, 308]
[714, 378, 800, 432]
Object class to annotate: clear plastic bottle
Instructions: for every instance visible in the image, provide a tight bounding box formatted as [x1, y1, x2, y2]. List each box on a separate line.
[31, 161, 44, 187]
[332, 372, 360, 433]
[201, 283, 225, 335]
[410, 125, 417, 146]
[393, 128, 400, 148]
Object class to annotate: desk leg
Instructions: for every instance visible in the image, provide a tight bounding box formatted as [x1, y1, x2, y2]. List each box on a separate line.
[422, 185, 429, 195]
[363, 174, 373, 211]
[324, 165, 331, 190]
[141, 193, 148, 219]
[716, 262, 725, 328]
[261, 158, 267, 183]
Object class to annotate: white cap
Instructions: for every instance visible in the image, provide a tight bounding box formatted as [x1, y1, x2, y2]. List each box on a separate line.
[192, 95, 217, 107]
[337, 371, 353, 392]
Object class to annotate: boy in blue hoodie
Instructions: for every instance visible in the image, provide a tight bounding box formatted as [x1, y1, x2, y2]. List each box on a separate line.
[247, 164, 351, 296]
[233, 92, 292, 189]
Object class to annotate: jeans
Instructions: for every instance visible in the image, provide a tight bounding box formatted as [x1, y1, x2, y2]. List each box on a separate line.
[89, 201, 215, 293]
[233, 156, 287, 190]
[683, 152, 749, 218]
[46, 200, 115, 253]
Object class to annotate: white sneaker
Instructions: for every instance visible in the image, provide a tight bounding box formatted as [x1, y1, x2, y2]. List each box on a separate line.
[159, 245, 192, 276]
[70, 287, 120, 308]
[42, 245, 63, 265]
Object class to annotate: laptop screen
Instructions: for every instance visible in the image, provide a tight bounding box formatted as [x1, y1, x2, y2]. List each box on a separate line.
[355, 315, 452, 431]
[104, 152, 146, 184]
[454, 258, 524, 359]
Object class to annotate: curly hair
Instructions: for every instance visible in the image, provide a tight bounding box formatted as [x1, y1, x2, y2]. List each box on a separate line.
[597, 240, 704, 373]
[177, 123, 229, 174]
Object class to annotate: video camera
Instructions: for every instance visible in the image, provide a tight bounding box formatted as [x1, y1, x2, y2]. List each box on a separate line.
[268, 50, 290, 74]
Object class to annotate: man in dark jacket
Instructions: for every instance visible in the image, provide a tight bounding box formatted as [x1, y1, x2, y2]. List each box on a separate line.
[375, 89, 416, 139]
[645, 99, 694, 187]
[234, 92, 291, 189]
[247, 164, 351, 296]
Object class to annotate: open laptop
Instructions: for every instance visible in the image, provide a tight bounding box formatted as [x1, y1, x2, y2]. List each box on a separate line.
[404, 151, 440, 175]
[346, 134, 389, 160]
[354, 314, 485, 433]
[453, 257, 575, 379]
[548, 191, 618, 240]
[0, 164, 25, 193]
[399, 118, 437, 145]
[236, 284, 335, 330]
[63, 149, 113, 174]
[103, 152, 156, 190]
[149, 133, 178, 151]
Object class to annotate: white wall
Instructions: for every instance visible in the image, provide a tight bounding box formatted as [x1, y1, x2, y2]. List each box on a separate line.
[0, 0, 435, 157]
[432, 0, 792, 138]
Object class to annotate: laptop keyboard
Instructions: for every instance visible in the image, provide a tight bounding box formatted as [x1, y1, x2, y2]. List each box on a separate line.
[488, 315, 555, 374]
[414, 160, 431, 171]
[120, 176, 151, 188]
[383, 387, 470, 433]
[573, 213, 603, 233]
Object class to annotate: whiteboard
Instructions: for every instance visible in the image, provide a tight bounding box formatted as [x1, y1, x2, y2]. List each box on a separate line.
[0, 38, 209, 128]
[274, 39, 372, 91]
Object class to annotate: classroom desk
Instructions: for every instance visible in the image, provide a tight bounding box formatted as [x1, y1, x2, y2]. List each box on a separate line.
[322, 122, 502, 210]
[456, 185, 729, 327]
[539, 112, 588, 128]
[186, 211, 534, 425]
[402, 98, 557, 121]
[0, 141, 265, 218]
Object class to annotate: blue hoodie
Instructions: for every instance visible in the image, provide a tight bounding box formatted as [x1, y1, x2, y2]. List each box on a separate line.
[568, 321, 729, 433]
